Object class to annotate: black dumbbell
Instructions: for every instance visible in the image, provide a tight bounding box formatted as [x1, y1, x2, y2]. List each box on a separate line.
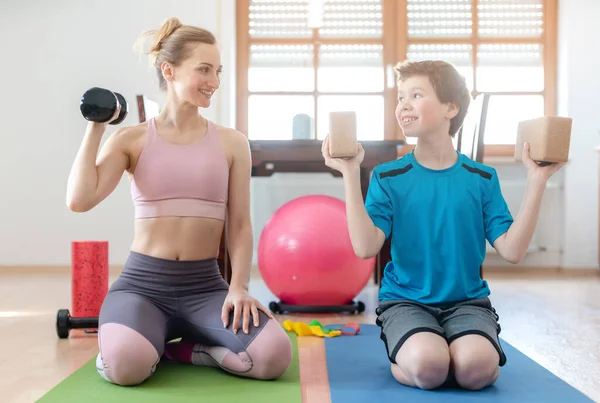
[80, 87, 128, 125]
[56, 309, 99, 339]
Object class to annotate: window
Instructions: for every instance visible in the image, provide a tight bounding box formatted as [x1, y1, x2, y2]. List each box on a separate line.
[401, 0, 557, 150]
[237, 0, 397, 141]
[236, 0, 557, 155]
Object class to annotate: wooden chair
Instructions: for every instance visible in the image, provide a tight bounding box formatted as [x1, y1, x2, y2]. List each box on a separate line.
[136, 95, 160, 123]
[457, 93, 490, 278]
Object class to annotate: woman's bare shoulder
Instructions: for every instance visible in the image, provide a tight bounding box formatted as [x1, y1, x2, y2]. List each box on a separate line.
[213, 123, 249, 149]
[110, 121, 148, 145]
[101, 122, 149, 174]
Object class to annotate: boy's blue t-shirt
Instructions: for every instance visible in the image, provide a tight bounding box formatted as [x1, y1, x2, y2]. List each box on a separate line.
[365, 150, 513, 305]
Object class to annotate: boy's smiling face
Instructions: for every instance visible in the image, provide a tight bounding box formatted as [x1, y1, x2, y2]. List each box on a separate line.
[395, 75, 458, 139]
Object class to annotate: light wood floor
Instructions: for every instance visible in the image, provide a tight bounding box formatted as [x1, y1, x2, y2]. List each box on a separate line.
[1, 267, 599, 402]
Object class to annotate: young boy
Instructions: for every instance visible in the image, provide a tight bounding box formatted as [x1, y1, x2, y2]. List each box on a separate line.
[321, 60, 565, 391]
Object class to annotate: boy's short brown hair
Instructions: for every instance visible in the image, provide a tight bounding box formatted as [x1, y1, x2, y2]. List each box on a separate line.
[394, 60, 471, 137]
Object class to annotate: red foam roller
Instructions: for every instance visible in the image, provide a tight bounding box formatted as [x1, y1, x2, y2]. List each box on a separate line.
[71, 241, 108, 318]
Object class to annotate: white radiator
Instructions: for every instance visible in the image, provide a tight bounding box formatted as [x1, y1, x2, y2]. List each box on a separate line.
[486, 178, 563, 254]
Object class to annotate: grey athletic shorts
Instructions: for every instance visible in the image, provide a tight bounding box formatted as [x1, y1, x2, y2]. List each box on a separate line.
[98, 251, 270, 355]
[375, 297, 506, 366]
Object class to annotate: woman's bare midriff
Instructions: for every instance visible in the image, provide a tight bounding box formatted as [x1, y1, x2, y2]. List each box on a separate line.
[122, 120, 232, 261]
[130, 216, 225, 261]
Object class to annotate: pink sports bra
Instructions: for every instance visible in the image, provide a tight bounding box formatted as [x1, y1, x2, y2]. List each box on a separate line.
[130, 118, 229, 220]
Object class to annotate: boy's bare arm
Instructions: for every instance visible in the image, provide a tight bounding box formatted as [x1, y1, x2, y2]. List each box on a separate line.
[321, 136, 386, 258]
[493, 142, 565, 263]
[343, 167, 386, 258]
[492, 177, 546, 263]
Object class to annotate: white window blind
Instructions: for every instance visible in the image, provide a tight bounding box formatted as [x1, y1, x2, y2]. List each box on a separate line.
[478, 0, 544, 38]
[319, 0, 383, 38]
[407, 0, 473, 38]
[248, 0, 383, 39]
[406, 44, 472, 67]
[319, 44, 383, 67]
[477, 44, 542, 67]
[249, 0, 311, 38]
[250, 44, 313, 67]
[405, 0, 544, 39]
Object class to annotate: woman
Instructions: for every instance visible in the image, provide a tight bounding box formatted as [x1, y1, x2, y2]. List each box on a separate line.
[66, 17, 292, 386]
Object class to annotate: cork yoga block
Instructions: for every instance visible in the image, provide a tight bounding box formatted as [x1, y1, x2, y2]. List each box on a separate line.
[329, 111, 358, 158]
[514, 116, 572, 164]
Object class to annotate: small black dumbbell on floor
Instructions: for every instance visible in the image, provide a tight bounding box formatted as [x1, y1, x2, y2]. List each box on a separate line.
[80, 87, 128, 125]
[56, 309, 99, 339]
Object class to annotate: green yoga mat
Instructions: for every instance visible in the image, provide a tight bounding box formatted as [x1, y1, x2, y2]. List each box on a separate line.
[39, 332, 300, 403]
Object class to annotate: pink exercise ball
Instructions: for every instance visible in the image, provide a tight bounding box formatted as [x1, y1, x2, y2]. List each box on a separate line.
[258, 195, 375, 306]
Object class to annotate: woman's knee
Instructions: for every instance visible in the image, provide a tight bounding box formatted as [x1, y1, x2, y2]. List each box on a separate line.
[97, 323, 160, 386]
[246, 319, 292, 380]
[394, 332, 450, 390]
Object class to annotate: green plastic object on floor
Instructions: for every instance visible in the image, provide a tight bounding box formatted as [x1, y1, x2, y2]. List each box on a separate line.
[38, 333, 301, 403]
[308, 319, 333, 333]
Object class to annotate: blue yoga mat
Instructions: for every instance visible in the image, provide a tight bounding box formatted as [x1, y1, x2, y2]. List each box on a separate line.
[324, 324, 594, 403]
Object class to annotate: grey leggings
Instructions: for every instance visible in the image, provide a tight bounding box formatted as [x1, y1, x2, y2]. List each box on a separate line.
[98, 251, 270, 355]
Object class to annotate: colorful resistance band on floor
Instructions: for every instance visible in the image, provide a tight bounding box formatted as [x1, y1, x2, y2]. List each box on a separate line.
[282, 319, 360, 338]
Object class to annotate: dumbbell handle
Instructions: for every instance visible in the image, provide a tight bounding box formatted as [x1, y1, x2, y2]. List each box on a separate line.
[69, 316, 99, 329]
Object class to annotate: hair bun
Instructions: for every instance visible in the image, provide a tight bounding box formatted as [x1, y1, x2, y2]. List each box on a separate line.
[150, 17, 182, 54]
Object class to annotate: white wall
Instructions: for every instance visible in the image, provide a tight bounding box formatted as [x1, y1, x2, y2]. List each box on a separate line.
[557, 0, 600, 269]
[0, 0, 596, 270]
[0, 0, 231, 266]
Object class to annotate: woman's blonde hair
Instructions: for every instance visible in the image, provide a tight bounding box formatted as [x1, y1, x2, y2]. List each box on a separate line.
[135, 17, 216, 90]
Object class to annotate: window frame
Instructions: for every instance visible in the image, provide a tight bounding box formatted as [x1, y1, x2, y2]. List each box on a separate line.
[235, 0, 558, 157]
[236, 0, 398, 141]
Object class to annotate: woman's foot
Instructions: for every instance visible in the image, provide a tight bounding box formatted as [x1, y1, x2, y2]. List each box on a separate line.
[162, 339, 195, 364]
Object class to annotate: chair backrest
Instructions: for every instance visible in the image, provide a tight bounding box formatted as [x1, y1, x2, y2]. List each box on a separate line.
[136, 95, 160, 123]
[456, 93, 490, 163]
